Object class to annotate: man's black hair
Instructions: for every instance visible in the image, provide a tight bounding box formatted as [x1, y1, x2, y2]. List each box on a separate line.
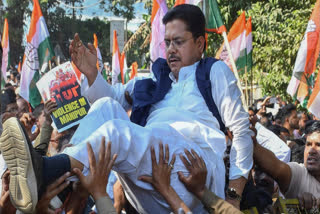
[280, 104, 296, 125]
[1, 88, 16, 114]
[4, 83, 12, 88]
[32, 103, 44, 119]
[267, 125, 289, 138]
[162, 4, 205, 47]
[305, 121, 320, 136]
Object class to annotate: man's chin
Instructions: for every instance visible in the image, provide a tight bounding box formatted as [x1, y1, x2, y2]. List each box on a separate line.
[306, 165, 320, 175]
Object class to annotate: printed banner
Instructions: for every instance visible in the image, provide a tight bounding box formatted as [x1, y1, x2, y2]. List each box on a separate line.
[36, 61, 90, 132]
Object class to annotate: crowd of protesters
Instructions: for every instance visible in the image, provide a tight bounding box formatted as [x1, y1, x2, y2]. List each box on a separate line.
[1, 60, 320, 214]
[0, 4, 320, 214]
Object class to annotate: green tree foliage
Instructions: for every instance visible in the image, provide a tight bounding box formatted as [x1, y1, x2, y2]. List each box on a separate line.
[248, 0, 315, 99]
[205, 0, 316, 99]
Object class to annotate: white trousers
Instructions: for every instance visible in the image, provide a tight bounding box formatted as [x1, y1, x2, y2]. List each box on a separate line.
[63, 97, 225, 214]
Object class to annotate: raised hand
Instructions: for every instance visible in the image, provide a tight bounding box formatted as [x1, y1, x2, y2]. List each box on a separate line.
[139, 143, 176, 195]
[178, 149, 207, 199]
[73, 137, 117, 201]
[36, 172, 71, 214]
[69, 33, 98, 85]
[43, 100, 58, 123]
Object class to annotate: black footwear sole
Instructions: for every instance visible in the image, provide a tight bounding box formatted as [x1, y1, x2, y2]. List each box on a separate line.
[0, 117, 37, 213]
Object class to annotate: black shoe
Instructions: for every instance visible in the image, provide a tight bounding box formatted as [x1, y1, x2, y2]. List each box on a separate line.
[0, 117, 43, 213]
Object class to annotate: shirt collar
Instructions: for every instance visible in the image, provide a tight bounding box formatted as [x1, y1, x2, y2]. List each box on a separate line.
[168, 61, 200, 83]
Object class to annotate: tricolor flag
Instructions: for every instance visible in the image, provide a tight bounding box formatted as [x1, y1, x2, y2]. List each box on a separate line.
[216, 12, 246, 73]
[204, 0, 226, 34]
[130, 62, 138, 80]
[120, 52, 128, 84]
[112, 30, 121, 85]
[93, 33, 103, 73]
[1, 18, 10, 84]
[20, 0, 54, 107]
[287, 0, 320, 118]
[150, 0, 168, 62]
[174, 0, 202, 6]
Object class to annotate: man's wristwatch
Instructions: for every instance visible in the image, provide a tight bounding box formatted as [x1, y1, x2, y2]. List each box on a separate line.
[226, 188, 242, 201]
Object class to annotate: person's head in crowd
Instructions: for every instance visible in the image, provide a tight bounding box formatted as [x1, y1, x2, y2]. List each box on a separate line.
[298, 112, 310, 132]
[16, 97, 29, 116]
[274, 109, 283, 126]
[107, 76, 112, 84]
[256, 99, 267, 117]
[10, 70, 18, 84]
[290, 139, 305, 163]
[303, 121, 320, 179]
[4, 82, 13, 90]
[281, 103, 299, 135]
[1, 88, 18, 123]
[248, 107, 255, 119]
[48, 126, 77, 155]
[162, 4, 206, 75]
[267, 125, 290, 142]
[252, 166, 275, 197]
[32, 104, 45, 128]
[260, 115, 271, 127]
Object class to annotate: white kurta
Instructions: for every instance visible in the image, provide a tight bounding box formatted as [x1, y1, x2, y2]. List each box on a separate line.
[63, 60, 253, 213]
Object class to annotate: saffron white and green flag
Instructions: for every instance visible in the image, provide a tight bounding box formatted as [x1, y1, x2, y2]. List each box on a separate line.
[204, 0, 226, 34]
[287, 0, 320, 118]
[216, 12, 246, 74]
[1, 18, 10, 87]
[20, 0, 54, 107]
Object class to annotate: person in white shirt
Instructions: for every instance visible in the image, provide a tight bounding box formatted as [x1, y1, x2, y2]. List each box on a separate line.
[0, 4, 252, 213]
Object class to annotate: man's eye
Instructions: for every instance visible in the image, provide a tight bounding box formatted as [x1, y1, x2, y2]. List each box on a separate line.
[174, 40, 183, 46]
[164, 40, 170, 47]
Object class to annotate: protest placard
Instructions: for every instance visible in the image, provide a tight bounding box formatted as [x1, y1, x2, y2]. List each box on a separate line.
[36, 61, 90, 132]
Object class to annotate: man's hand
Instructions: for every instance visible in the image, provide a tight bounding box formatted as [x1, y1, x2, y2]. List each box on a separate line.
[73, 137, 117, 201]
[178, 149, 207, 199]
[113, 180, 126, 214]
[44, 100, 58, 124]
[139, 144, 191, 213]
[36, 172, 71, 214]
[139, 143, 176, 196]
[20, 112, 36, 132]
[298, 192, 319, 210]
[69, 33, 98, 86]
[0, 171, 16, 214]
[20, 112, 38, 141]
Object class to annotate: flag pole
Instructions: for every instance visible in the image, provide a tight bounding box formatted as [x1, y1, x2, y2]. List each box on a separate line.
[222, 31, 248, 110]
[245, 66, 249, 106]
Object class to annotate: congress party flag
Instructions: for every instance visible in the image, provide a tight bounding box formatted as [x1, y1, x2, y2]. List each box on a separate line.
[112, 30, 121, 85]
[204, 0, 226, 34]
[93, 33, 103, 73]
[287, 0, 320, 117]
[150, 0, 168, 62]
[216, 12, 246, 73]
[20, 0, 55, 107]
[1, 18, 10, 83]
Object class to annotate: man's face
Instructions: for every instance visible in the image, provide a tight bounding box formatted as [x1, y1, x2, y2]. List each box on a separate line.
[304, 132, 320, 176]
[248, 110, 255, 119]
[289, 110, 299, 129]
[299, 113, 308, 131]
[17, 99, 29, 115]
[164, 19, 204, 75]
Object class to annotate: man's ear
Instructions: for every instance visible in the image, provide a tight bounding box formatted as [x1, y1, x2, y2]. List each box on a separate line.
[196, 36, 205, 53]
